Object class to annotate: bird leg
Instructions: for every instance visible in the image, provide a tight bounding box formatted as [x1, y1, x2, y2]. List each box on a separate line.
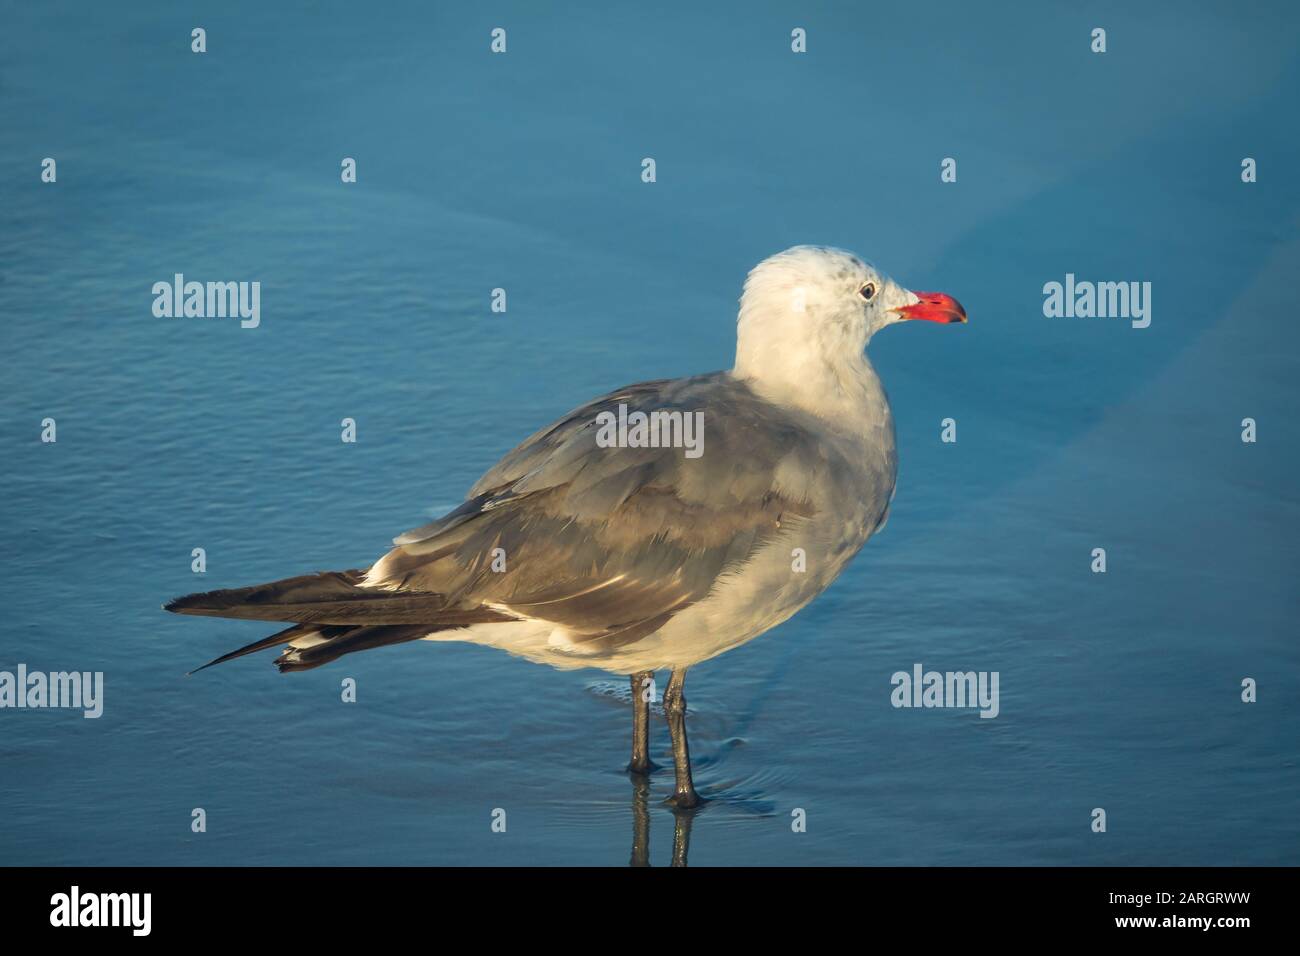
[663, 668, 702, 809]
[627, 670, 657, 775]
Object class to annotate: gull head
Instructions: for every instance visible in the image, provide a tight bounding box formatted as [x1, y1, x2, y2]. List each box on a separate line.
[732, 246, 965, 405]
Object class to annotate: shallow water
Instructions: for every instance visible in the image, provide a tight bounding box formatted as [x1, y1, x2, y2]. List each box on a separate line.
[2, 1, 1298, 865]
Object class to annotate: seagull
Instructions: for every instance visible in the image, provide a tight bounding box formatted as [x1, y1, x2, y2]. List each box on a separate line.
[165, 245, 966, 808]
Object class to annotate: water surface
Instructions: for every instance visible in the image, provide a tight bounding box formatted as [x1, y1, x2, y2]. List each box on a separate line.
[2, 1, 1298, 865]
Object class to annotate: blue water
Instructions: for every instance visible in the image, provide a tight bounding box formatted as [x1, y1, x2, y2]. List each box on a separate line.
[2, 1, 1298, 866]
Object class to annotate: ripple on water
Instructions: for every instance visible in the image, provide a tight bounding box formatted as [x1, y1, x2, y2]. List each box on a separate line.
[576, 682, 785, 823]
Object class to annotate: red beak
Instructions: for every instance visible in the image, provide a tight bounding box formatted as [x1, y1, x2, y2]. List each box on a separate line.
[892, 291, 967, 324]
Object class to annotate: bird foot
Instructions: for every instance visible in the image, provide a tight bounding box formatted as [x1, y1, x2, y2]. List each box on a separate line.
[664, 790, 705, 811]
[626, 758, 661, 775]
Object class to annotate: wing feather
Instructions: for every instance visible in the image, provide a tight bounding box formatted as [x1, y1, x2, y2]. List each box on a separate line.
[367, 373, 837, 650]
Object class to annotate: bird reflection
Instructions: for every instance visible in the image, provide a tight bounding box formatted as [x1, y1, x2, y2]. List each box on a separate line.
[630, 774, 652, 866]
[670, 808, 695, 867]
[628, 772, 696, 866]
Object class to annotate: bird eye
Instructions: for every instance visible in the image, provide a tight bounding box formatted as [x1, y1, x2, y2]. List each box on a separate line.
[859, 282, 877, 301]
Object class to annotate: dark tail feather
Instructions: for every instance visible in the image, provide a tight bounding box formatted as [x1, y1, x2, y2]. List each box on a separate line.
[164, 569, 510, 626]
[272, 624, 438, 672]
[171, 567, 518, 672]
[188, 621, 477, 675]
[165, 569, 368, 621]
[186, 616, 515, 675]
[188, 622, 316, 675]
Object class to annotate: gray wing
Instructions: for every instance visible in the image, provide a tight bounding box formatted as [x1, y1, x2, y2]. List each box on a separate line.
[365, 373, 846, 651]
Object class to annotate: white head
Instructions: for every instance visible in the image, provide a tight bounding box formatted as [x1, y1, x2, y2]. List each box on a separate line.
[732, 246, 966, 415]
